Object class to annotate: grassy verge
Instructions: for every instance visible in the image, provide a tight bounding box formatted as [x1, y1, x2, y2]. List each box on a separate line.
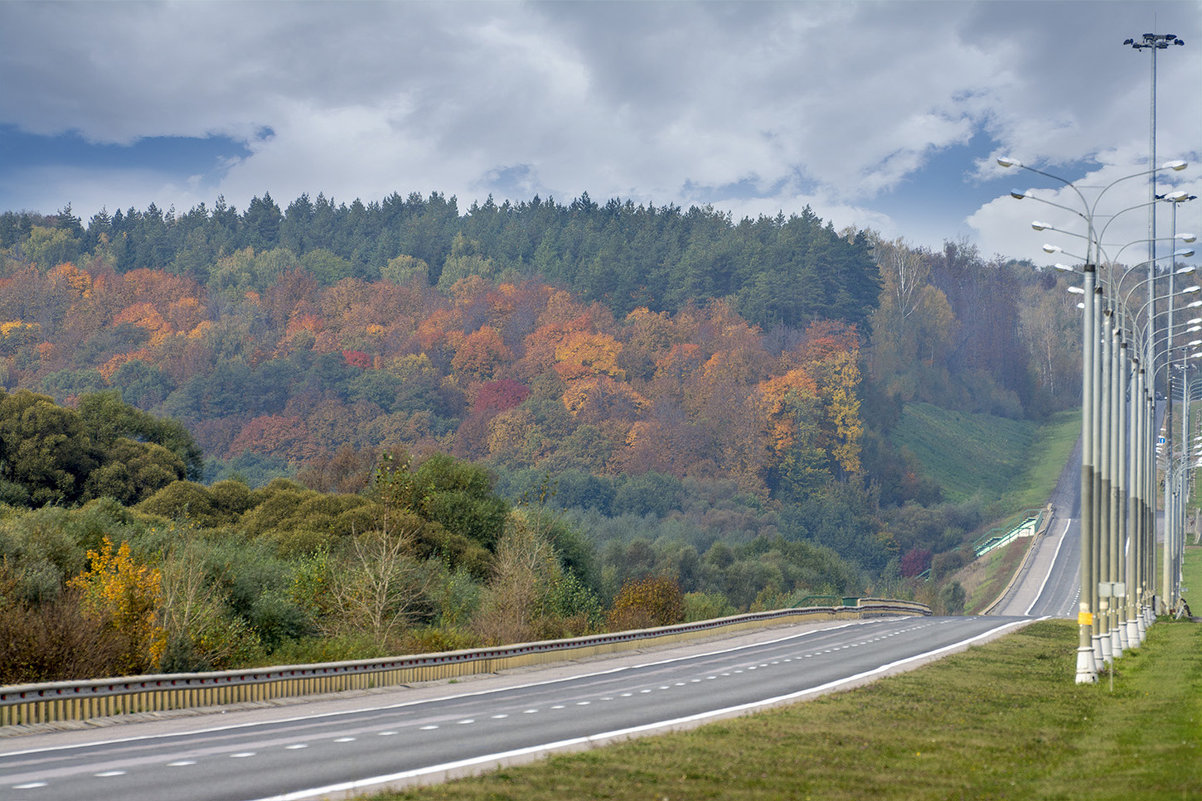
[892, 402, 1039, 503]
[1185, 544, 1200, 605]
[892, 404, 1079, 512]
[998, 409, 1080, 512]
[370, 616, 1201, 801]
[958, 537, 1029, 614]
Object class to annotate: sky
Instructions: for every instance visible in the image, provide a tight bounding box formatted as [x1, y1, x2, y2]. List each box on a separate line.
[0, 0, 1199, 266]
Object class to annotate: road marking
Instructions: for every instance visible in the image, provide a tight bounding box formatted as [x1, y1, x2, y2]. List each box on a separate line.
[231, 752, 256, 758]
[420, 725, 438, 730]
[491, 714, 509, 719]
[457, 720, 474, 725]
[522, 709, 538, 714]
[377, 731, 398, 736]
[168, 759, 198, 765]
[286, 744, 309, 749]
[96, 770, 127, 776]
[334, 737, 356, 742]
[15, 782, 48, 788]
[1024, 518, 1073, 616]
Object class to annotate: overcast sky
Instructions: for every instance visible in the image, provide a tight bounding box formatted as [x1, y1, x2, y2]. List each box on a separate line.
[0, 0, 1198, 266]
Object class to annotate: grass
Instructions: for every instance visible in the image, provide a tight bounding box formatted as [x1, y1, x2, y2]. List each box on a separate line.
[1185, 545, 1200, 608]
[892, 404, 1079, 509]
[365, 614, 1202, 801]
[958, 537, 1030, 614]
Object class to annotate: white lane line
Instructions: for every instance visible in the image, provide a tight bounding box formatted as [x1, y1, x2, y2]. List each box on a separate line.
[491, 714, 509, 719]
[522, 709, 538, 714]
[576, 701, 591, 706]
[14, 782, 48, 789]
[286, 744, 309, 750]
[168, 759, 198, 766]
[96, 770, 127, 776]
[231, 752, 256, 758]
[420, 725, 438, 731]
[457, 720, 475, 725]
[3, 621, 883, 762]
[245, 621, 1028, 801]
[377, 731, 398, 736]
[551, 704, 565, 709]
[334, 737, 356, 742]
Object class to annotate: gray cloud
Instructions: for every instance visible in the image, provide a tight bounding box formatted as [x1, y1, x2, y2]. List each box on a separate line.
[0, 0, 1198, 259]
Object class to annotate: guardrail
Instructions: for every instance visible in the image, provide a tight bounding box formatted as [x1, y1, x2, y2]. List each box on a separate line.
[972, 506, 1049, 558]
[0, 598, 929, 728]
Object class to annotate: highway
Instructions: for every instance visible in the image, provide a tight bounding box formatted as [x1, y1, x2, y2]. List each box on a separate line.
[991, 437, 1082, 618]
[2, 615, 1031, 801]
[2, 436, 1098, 801]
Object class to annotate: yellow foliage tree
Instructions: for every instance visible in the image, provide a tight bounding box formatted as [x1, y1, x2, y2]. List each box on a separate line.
[553, 330, 625, 381]
[68, 536, 166, 674]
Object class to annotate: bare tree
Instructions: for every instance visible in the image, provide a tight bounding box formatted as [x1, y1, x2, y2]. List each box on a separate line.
[326, 516, 431, 650]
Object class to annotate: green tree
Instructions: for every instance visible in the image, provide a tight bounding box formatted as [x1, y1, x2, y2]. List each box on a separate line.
[0, 389, 98, 506]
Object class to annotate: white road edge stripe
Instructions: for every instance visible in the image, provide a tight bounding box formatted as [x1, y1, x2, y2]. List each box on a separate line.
[1024, 518, 1073, 616]
[0, 620, 880, 759]
[244, 618, 1038, 801]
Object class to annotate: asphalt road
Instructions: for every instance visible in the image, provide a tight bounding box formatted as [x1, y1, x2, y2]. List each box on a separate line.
[1, 615, 1031, 801]
[991, 436, 1083, 618]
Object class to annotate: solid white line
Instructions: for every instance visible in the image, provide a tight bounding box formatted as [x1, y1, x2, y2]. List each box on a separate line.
[244, 618, 1034, 801]
[1025, 518, 1073, 616]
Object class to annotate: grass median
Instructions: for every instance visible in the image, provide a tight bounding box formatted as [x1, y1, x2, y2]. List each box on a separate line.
[373, 614, 1201, 801]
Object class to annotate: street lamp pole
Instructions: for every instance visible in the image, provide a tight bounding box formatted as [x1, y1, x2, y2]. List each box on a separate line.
[1126, 31, 1186, 612]
[1163, 194, 1197, 611]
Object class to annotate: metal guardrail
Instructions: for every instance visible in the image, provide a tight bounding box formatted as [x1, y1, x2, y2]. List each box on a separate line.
[0, 599, 929, 728]
[972, 507, 1048, 558]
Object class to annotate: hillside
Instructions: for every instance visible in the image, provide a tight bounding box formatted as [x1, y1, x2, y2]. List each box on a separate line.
[0, 195, 1087, 680]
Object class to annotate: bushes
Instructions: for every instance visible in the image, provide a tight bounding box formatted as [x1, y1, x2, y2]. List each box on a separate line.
[607, 575, 685, 631]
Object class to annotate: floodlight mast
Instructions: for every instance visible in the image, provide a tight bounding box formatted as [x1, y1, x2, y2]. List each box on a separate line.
[1125, 31, 1187, 615]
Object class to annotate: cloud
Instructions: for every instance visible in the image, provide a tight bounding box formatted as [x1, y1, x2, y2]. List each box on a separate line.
[0, 0, 1198, 261]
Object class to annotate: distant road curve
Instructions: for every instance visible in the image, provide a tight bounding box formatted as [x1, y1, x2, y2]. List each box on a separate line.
[2, 615, 1031, 801]
[991, 437, 1082, 618]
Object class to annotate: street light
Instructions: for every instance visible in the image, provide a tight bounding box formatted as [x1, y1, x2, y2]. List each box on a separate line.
[1002, 156, 1194, 681]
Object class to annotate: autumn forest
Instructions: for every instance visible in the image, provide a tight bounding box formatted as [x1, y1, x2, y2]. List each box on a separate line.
[0, 193, 1082, 682]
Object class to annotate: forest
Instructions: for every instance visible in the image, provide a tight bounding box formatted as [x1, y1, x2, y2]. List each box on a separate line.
[0, 193, 1082, 682]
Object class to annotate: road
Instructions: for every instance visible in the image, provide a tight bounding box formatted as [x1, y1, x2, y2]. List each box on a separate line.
[1, 615, 1031, 801]
[3, 431, 1102, 801]
[991, 437, 1082, 618]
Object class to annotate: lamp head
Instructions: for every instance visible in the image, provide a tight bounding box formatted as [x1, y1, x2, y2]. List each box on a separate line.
[1042, 244, 1063, 254]
[1031, 221, 1051, 231]
[1163, 160, 1188, 171]
[997, 156, 1020, 168]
